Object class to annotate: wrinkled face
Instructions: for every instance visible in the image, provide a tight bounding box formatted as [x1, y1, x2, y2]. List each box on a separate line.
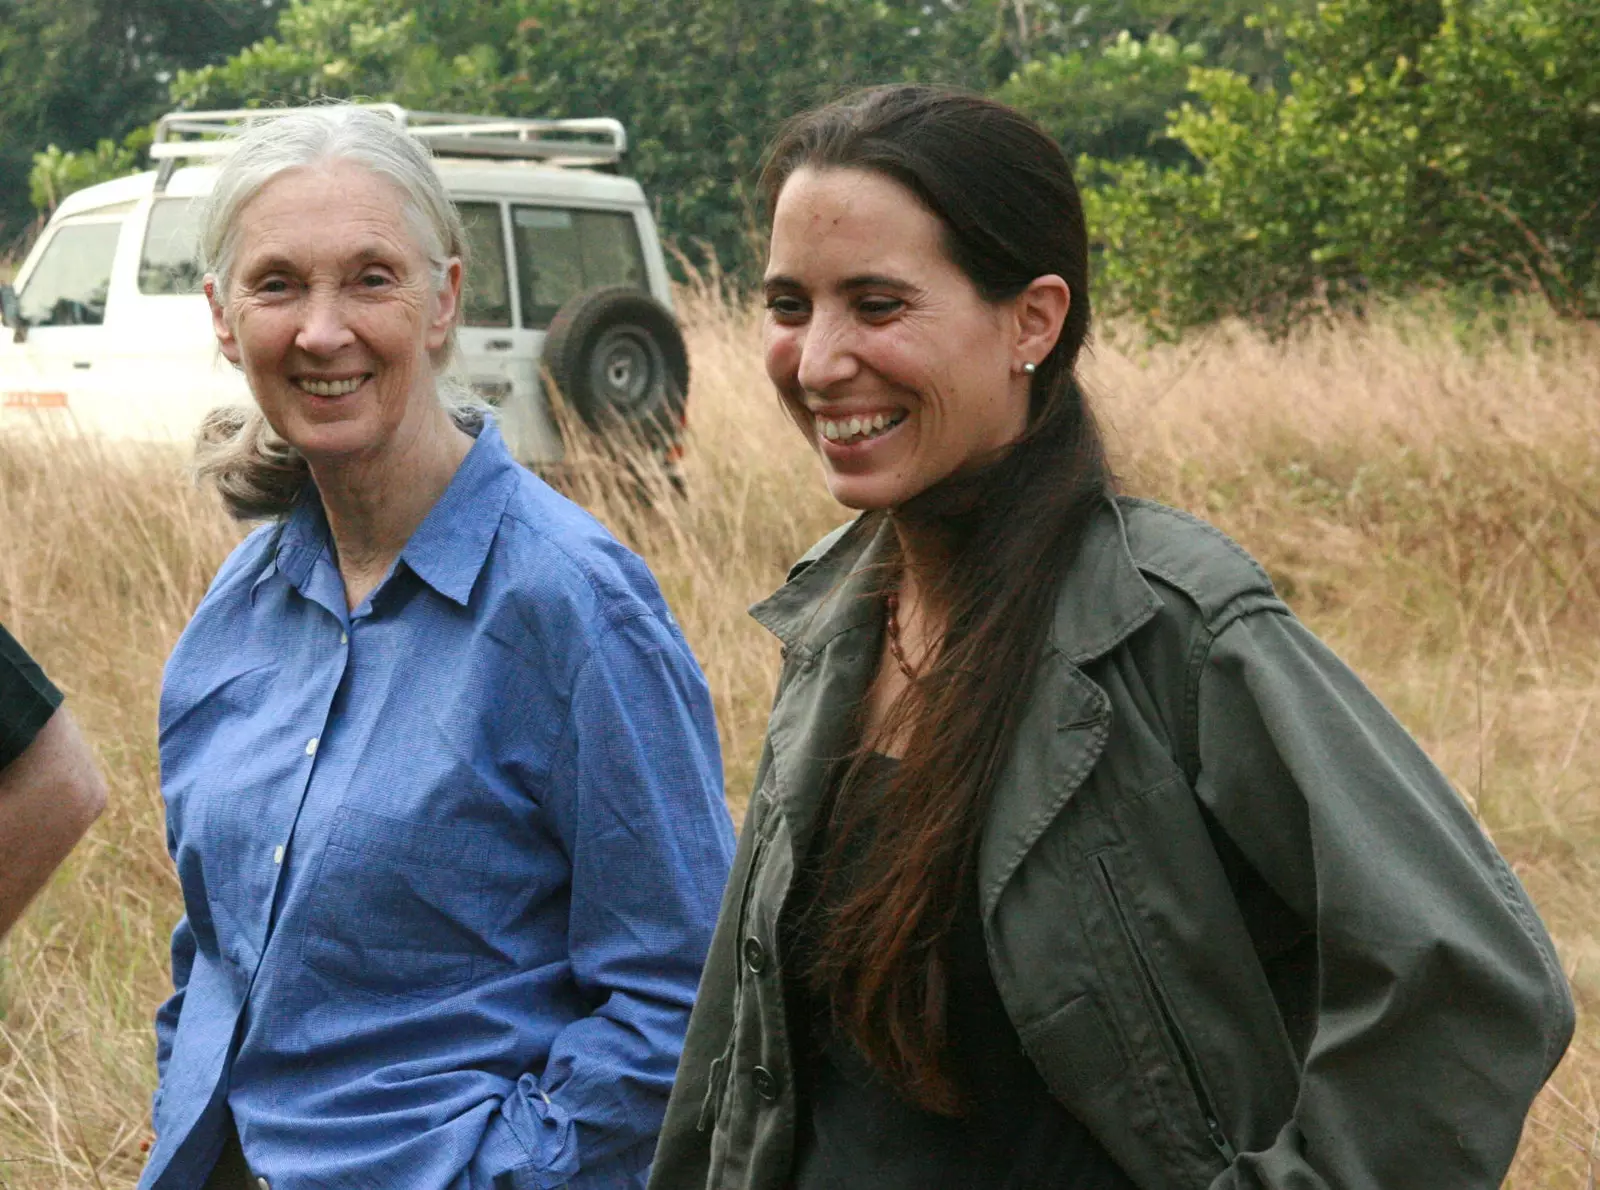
[763, 166, 1032, 510]
[208, 160, 460, 468]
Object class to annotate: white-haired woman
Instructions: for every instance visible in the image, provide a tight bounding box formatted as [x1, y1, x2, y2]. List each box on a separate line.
[140, 105, 735, 1190]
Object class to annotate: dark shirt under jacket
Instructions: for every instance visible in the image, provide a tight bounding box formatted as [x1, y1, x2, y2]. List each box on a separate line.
[0, 623, 63, 770]
[782, 753, 1139, 1190]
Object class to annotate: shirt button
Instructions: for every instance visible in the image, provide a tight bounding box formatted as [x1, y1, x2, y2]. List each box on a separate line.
[751, 1065, 779, 1102]
[256, 1178, 271, 1190]
[272, 845, 285, 865]
[305, 737, 319, 757]
[742, 936, 768, 975]
[340, 631, 349, 645]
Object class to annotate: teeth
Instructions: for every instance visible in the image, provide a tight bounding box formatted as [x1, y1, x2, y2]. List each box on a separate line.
[297, 376, 365, 397]
[817, 412, 905, 445]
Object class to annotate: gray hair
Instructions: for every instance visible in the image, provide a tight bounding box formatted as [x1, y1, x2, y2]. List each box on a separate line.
[194, 103, 482, 520]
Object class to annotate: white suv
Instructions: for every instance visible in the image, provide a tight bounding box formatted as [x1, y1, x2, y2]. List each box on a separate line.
[0, 106, 690, 468]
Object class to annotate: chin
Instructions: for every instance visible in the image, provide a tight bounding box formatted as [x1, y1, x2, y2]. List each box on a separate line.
[823, 473, 913, 512]
[276, 415, 381, 461]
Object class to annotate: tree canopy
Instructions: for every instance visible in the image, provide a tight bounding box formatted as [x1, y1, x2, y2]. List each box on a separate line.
[4, 0, 1591, 331]
[0, 0, 282, 243]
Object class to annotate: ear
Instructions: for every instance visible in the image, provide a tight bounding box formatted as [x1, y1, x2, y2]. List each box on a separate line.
[425, 258, 464, 353]
[1011, 274, 1071, 371]
[204, 276, 242, 366]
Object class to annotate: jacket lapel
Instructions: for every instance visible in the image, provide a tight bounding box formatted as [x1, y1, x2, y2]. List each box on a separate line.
[748, 499, 1164, 912]
[979, 500, 1164, 919]
[749, 516, 891, 850]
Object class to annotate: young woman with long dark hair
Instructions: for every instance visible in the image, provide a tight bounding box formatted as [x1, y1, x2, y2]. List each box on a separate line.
[649, 85, 1573, 1190]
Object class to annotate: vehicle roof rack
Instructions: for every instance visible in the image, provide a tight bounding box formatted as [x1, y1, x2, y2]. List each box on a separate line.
[150, 104, 627, 190]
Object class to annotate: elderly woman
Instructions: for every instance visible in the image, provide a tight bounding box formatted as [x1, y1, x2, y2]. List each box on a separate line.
[140, 105, 735, 1190]
[650, 86, 1574, 1190]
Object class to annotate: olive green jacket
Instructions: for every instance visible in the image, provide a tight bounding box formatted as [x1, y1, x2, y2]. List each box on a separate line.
[650, 497, 1574, 1190]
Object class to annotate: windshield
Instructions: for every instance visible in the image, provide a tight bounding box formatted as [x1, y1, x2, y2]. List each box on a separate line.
[18, 220, 123, 326]
[140, 197, 204, 295]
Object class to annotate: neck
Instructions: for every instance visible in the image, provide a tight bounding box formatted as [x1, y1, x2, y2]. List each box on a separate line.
[887, 512, 954, 659]
[308, 403, 473, 607]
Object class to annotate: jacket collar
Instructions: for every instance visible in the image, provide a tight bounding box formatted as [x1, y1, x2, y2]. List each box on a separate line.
[749, 497, 1162, 666]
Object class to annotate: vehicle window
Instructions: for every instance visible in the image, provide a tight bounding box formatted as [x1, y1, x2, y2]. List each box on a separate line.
[139, 197, 204, 295]
[511, 206, 647, 329]
[458, 202, 511, 327]
[17, 221, 122, 327]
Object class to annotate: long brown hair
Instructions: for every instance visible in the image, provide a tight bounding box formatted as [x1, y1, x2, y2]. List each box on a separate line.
[759, 86, 1113, 1114]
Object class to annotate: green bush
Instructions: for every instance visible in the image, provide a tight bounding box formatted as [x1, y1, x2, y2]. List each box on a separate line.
[28, 127, 152, 213]
[1087, 0, 1600, 336]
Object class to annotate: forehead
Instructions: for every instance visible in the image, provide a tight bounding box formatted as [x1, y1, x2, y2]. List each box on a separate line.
[766, 166, 949, 281]
[233, 160, 422, 264]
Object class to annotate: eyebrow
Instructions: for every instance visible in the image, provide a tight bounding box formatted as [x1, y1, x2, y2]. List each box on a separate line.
[763, 272, 915, 292]
[242, 243, 405, 276]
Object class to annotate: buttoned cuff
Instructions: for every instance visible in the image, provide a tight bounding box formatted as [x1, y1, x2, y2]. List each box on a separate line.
[477, 1076, 580, 1190]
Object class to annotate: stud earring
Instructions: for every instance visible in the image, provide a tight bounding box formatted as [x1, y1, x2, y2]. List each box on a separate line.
[1021, 361, 1037, 375]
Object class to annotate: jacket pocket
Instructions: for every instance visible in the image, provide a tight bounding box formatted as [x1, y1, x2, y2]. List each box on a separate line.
[1095, 853, 1237, 1163]
[302, 806, 495, 997]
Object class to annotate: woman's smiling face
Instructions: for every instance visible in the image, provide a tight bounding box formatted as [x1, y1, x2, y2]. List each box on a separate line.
[208, 159, 460, 468]
[762, 166, 1033, 511]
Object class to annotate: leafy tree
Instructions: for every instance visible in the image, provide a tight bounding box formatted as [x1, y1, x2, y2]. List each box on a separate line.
[0, 0, 281, 241]
[996, 0, 1303, 169]
[999, 32, 1206, 164]
[172, 0, 1006, 273]
[1086, 0, 1600, 334]
[28, 126, 152, 213]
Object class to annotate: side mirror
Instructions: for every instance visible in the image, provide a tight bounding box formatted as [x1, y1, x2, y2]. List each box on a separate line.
[0, 285, 26, 343]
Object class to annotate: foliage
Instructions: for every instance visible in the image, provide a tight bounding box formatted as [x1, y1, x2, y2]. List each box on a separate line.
[1087, 0, 1600, 335]
[0, 0, 282, 239]
[27, 127, 151, 214]
[170, 0, 1010, 274]
[997, 0, 1304, 172]
[1000, 32, 1206, 164]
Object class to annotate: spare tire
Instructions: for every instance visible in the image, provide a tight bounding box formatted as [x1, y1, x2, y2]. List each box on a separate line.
[541, 286, 689, 444]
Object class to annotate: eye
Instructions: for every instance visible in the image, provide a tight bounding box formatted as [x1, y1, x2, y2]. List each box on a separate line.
[765, 294, 809, 322]
[358, 270, 394, 289]
[764, 291, 806, 316]
[257, 277, 291, 296]
[857, 296, 903, 319]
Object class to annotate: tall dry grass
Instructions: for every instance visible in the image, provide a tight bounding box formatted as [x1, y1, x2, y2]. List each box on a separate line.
[0, 289, 1595, 1186]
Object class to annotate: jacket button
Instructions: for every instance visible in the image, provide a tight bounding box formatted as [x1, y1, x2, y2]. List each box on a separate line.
[742, 936, 768, 974]
[752, 1065, 779, 1102]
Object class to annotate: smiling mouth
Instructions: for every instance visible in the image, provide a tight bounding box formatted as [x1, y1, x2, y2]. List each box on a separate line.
[294, 375, 371, 397]
[817, 411, 907, 446]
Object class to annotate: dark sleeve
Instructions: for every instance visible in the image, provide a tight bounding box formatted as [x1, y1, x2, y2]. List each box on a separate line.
[1195, 606, 1574, 1189]
[0, 623, 64, 770]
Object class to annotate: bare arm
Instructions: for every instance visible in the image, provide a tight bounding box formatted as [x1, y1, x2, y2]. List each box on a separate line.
[0, 706, 107, 938]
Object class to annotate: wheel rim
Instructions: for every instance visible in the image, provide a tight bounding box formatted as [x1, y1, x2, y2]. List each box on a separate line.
[589, 325, 664, 413]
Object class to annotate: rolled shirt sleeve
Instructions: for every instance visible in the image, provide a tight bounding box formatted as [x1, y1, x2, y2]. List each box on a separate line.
[474, 611, 735, 1189]
[0, 623, 64, 770]
[1194, 606, 1574, 1189]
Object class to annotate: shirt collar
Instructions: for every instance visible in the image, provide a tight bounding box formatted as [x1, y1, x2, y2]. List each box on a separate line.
[750, 497, 1161, 666]
[252, 417, 520, 610]
[397, 419, 519, 607]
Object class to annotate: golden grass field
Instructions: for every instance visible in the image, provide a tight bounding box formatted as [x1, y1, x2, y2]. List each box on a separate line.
[0, 287, 1595, 1186]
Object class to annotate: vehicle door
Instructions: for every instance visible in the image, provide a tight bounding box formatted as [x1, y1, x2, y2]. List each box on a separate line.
[116, 193, 248, 441]
[506, 202, 652, 463]
[2, 212, 126, 435]
[451, 201, 548, 454]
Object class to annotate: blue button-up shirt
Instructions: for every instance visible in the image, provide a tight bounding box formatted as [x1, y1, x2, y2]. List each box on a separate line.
[142, 421, 735, 1190]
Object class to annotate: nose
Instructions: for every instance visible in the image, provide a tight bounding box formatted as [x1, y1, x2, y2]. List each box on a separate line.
[295, 285, 356, 358]
[794, 307, 859, 394]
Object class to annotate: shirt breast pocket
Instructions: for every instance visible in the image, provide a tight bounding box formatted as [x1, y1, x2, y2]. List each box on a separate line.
[302, 806, 497, 997]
